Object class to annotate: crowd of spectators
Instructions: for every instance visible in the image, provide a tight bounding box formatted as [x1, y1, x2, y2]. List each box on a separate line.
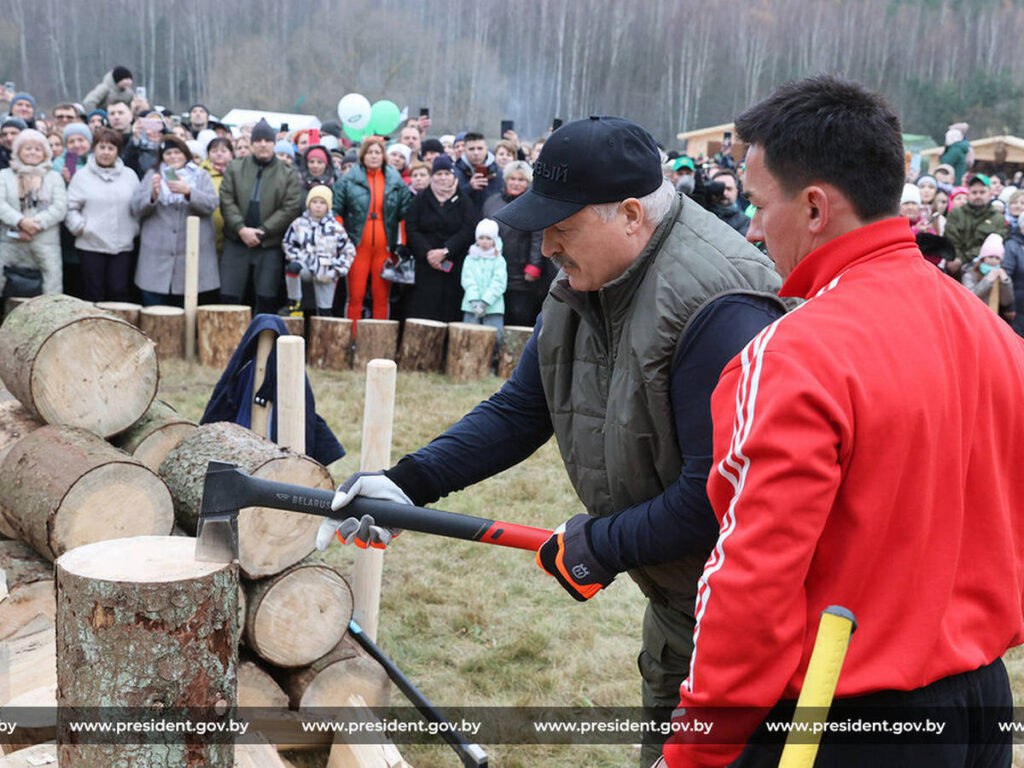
[2, 71, 1023, 342]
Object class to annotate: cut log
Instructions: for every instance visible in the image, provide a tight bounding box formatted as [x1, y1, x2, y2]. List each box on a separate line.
[0, 540, 54, 639]
[327, 694, 411, 768]
[197, 304, 251, 370]
[94, 301, 142, 326]
[497, 324, 534, 378]
[0, 615, 55, 707]
[0, 742, 58, 767]
[235, 737, 291, 768]
[55, 536, 238, 767]
[0, 401, 42, 495]
[138, 305, 185, 361]
[0, 295, 158, 438]
[244, 564, 353, 668]
[353, 319, 398, 370]
[279, 635, 390, 710]
[308, 316, 353, 371]
[238, 659, 289, 709]
[1, 298, 31, 323]
[398, 319, 446, 373]
[281, 315, 304, 338]
[159, 422, 331, 578]
[0, 425, 174, 562]
[111, 400, 198, 473]
[445, 322, 496, 382]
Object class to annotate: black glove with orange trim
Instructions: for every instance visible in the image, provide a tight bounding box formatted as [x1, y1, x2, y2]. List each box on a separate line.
[536, 514, 616, 601]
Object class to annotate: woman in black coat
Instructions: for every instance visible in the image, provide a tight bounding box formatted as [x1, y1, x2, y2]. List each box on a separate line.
[400, 155, 477, 322]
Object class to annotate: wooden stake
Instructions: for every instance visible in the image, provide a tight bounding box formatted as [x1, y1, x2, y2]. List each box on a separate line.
[184, 216, 200, 361]
[352, 359, 396, 642]
[275, 336, 306, 455]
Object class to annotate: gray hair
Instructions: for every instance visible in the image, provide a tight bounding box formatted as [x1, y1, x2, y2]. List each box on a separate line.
[589, 179, 676, 227]
[503, 160, 533, 184]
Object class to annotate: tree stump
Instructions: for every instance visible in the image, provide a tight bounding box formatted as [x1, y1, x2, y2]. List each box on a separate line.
[308, 317, 352, 371]
[1, 297, 31, 323]
[138, 305, 186, 362]
[497, 325, 534, 378]
[0, 401, 42, 476]
[0, 426, 174, 562]
[238, 659, 289, 709]
[281, 316, 304, 338]
[445, 322, 497, 381]
[0, 540, 54, 640]
[243, 564, 353, 668]
[94, 301, 142, 326]
[398, 319, 447, 373]
[353, 320, 398, 370]
[197, 305, 252, 370]
[279, 635, 390, 710]
[111, 400, 198, 473]
[56, 536, 238, 768]
[159, 422, 331, 579]
[0, 295, 158, 438]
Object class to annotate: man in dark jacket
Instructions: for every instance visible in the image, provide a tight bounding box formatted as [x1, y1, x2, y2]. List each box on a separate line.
[708, 168, 750, 236]
[944, 173, 1008, 276]
[219, 117, 304, 314]
[454, 131, 503, 214]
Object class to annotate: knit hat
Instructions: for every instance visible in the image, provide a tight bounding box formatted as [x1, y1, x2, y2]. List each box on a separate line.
[421, 137, 444, 155]
[475, 218, 499, 241]
[306, 185, 333, 209]
[305, 146, 329, 165]
[85, 109, 108, 124]
[250, 118, 275, 143]
[454, 131, 468, 143]
[274, 140, 295, 158]
[431, 154, 454, 174]
[1, 117, 26, 132]
[933, 163, 956, 179]
[112, 66, 133, 84]
[320, 120, 342, 138]
[62, 122, 93, 148]
[189, 103, 209, 116]
[900, 183, 921, 206]
[944, 128, 963, 146]
[158, 133, 191, 161]
[342, 149, 358, 165]
[949, 186, 969, 204]
[12, 129, 51, 163]
[977, 233, 1004, 262]
[915, 174, 937, 189]
[387, 143, 411, 164]
[10, 92, 35, 110]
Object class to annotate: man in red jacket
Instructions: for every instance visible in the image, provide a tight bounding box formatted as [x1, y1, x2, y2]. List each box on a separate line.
[665, 75, 1024, 767]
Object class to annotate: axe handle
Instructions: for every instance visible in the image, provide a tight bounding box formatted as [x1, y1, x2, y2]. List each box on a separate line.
[238, 473, 552, 551]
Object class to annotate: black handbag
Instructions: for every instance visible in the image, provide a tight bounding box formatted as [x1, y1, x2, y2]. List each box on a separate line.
[380, 244, 415, 285]
[2, 264, 44, 299]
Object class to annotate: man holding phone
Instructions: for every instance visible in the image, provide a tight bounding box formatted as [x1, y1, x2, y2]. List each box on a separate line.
[454, 131, 502, 214]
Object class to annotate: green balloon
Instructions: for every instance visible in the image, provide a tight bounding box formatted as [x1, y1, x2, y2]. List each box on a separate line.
[368, 100, 401, 136]
[343, 123, 364, 142]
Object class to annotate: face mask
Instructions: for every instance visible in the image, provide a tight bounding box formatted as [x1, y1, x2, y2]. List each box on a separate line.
[979, 262, 998, 275]
[676, 175, 695, 195]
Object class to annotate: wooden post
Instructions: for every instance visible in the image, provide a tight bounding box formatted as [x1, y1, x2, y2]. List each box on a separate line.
[308, 316, 353, 370]
[275, 336, 306, 455]
[445, 322, 497, 381]
[138, 305, 186, 361]
[56, 536, 238, 767]
[352, 320, 398, 370]
[352, 359, 396, 642]
[184, 215, 200, 361]
[497, 325, 534, 378]
[94, 301, 142, 326]
[398, 319, 447, 372]
[197, 305, 252, 369]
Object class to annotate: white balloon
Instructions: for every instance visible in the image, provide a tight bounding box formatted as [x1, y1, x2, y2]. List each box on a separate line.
[337, 93, 372, 131]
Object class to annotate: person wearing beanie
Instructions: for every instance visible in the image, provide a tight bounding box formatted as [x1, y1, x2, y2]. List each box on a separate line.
[8, 92, 36, 128]
[340, 149, 358, 175]
[82, 68, 135, 114]
[0, 128, 67, 295]
[961, 232, 1014, 322]
[939, 121, 971, 185]
[460, 217, 507, 337]
[319, 120, 342, 139]
[945, 171, 1009, 277]
[274, 140, 295, 167]
[188, 104, 210, 138]
[56, 123, 93, 182]
[0, 117, 26, 171]
[386, 142, 412, 184]
[279, 184, 355, 317]
[86, 109, 109, 132]
[300, 145, 336, 191]
[331, 135, 412, 322]
[219, 115, 304, 315]
[420, 137, 444, 166]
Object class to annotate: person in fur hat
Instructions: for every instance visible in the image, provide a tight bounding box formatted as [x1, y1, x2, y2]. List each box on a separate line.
[280, 185, 355, 317]
[82, 66, 135, 114]
[0, 128, 67, 295]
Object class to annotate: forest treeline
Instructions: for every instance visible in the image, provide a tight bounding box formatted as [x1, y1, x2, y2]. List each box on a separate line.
[1, 0, 1020, 146]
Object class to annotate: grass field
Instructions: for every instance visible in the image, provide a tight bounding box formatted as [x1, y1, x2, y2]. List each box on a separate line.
[157, 358, 1024, 768]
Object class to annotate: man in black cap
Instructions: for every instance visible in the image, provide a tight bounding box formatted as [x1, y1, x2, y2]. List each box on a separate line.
[187, 103, 211, 138]
[319, 116, 787, 765]
[82, 66, 135, 113]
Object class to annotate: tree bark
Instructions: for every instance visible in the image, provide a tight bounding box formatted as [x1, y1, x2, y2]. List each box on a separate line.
[243, 563, 353, 668]
[496, 325, 533, 378]
[159, 422, 331, 579]
[0, 425, 174, 562]
[139, 305, 186, 362]
[56, 536, 238, 768]
[0, 400, 43, 479]
[111, 400, 197, 473]
[0, 295, 158, 438]
[277, 635, 389, 710]
[398, 319, 446, 373]
[197, 305, 252, 370]
[445, 322, 496, 382]
[307, 317, 352, 371]
[352, 320, 398, 370]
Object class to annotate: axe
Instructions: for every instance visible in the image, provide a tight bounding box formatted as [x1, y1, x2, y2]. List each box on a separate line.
[194, 461, 553, 563]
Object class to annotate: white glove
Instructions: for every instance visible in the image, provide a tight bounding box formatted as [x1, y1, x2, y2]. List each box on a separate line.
[316, 471, 412, 550]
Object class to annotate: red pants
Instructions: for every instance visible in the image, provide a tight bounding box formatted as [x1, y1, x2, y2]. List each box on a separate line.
[346, 240, 391, 321]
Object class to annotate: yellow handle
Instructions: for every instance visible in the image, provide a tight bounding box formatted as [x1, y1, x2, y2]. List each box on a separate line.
[778, 605, 857, 768]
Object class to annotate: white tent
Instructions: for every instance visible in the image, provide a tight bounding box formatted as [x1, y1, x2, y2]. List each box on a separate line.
[218, 109, 321, 135]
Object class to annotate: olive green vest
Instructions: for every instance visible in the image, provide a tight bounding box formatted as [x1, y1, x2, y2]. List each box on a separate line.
[537, 193, 784, 610]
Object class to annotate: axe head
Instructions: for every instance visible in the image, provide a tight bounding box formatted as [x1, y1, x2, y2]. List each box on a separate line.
[194, 461, 245, 564]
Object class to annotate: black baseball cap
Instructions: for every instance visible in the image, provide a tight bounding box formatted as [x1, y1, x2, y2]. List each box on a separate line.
[493, 116, 662, 231]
